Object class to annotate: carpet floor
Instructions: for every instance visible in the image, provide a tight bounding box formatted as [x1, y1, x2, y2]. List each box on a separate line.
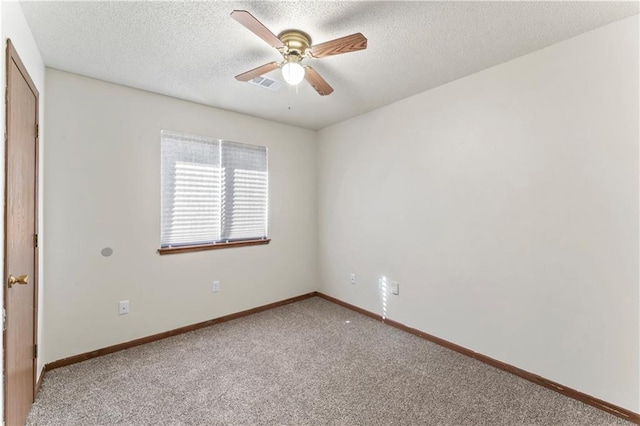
[27, 297, 632, 425]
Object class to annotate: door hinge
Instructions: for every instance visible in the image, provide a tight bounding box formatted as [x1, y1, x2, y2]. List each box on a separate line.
[33, 233, 38, 248]
[35, 123, 39, 139]
[34, 344, 38, 359]
[2, 308, 5, 331]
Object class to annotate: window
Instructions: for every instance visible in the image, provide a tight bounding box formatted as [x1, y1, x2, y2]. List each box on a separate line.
[159, 130, 269, 254]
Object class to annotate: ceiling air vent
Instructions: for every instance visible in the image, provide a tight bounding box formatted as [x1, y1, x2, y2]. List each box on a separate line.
[248, 76, 283, 91]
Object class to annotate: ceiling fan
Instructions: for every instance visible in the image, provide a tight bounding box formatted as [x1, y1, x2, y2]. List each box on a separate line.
[231, 10, 367, 96]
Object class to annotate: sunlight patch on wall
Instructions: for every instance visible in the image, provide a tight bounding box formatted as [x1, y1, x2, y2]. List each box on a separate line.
[379, 276, 388, 319]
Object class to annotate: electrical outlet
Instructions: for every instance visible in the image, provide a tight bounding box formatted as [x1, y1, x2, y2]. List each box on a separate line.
[212, 280, 220, 293]
[390, 282, 400, 295]
[118, 300, 130, 315]
[350, 273, 356, 285]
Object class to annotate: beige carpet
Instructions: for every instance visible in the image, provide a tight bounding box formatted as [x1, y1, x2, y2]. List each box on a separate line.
[27, 297, 631, 425]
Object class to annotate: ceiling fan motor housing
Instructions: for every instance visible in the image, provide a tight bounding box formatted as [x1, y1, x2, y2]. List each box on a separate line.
[278, 30, 312, 59]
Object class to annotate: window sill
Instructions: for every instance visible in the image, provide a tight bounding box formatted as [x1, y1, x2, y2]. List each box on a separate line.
[158, 239, 271, 255]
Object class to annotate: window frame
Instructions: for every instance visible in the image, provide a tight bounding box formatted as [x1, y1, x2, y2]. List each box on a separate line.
[158, 131, 270, 255]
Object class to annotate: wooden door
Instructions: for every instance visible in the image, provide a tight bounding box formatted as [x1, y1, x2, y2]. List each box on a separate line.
[4, 39, 39, 426]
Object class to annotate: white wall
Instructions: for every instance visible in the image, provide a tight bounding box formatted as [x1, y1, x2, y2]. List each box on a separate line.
[0, 0, 46, 412]
[318, 15, 639, 412]
[44, 69, 317, 362]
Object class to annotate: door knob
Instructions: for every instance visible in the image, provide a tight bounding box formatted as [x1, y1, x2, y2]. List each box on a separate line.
[8, 274, 28, 288]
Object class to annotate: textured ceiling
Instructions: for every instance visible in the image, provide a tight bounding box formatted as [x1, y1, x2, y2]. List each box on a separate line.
[20, 1, 639, 130]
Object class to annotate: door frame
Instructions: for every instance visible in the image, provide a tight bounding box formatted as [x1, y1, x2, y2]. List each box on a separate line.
[3, 38, 40, 421]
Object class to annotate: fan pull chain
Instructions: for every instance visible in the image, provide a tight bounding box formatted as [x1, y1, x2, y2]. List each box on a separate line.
[287, 82, 298, 111]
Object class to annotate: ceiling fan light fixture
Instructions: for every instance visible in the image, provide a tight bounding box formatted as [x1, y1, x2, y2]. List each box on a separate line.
[281, 61, 305, 85]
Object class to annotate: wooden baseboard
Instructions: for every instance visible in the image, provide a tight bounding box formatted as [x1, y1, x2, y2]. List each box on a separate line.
[315, 292, 640, 425]
[45, 292, 318, 371]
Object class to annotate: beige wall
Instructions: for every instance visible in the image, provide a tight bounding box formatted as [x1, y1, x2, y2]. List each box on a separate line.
[44, 69, 317, 362]
[0, 0, 47, 409]
[317, 16, 639, 411]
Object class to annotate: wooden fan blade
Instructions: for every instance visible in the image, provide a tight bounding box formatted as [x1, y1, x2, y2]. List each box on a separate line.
[235, 62, 280, 82]
[231, 10, 285, 49]
[309, 33, 367, 58]
[304, 66, 334, 96]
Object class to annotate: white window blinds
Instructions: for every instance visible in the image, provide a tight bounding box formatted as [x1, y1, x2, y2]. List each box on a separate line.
[161, 131, 268, 248]
[221, 141, 269, 241]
